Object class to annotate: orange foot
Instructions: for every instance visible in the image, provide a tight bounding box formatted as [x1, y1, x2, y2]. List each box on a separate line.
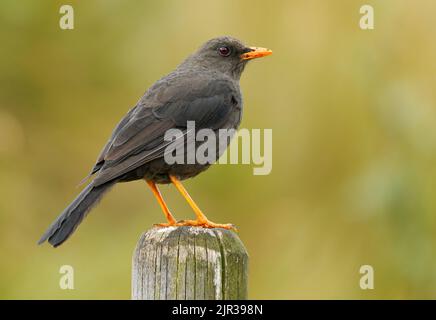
[153, 217, 178, 228]
[154, 222, 177, 227]
[175, 219, 237, 231]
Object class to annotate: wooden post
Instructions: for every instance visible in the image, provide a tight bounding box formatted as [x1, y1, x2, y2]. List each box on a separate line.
[132, 226, 248, 300]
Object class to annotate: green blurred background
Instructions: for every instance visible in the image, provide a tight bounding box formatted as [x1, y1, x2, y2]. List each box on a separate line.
[1, 0, 436, 299]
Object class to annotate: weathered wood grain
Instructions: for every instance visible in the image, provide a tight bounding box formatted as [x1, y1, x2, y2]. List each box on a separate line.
[132, 226, 248, 300]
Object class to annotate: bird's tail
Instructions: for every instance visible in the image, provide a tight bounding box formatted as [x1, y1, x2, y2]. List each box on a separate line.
[38, 182, 114, 247]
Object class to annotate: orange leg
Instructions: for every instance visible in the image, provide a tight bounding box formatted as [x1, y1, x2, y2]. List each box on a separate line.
[146, 180, 177, 227]
[169, 175, 236, 230]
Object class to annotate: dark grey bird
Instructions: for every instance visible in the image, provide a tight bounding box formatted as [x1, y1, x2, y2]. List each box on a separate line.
[38, 36, 272, 247]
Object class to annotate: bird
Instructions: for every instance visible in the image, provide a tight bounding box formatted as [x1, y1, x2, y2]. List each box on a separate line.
[38, 36, 272, 247]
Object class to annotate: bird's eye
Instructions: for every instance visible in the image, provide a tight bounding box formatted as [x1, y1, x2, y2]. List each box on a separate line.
[218, 46, 231, 57]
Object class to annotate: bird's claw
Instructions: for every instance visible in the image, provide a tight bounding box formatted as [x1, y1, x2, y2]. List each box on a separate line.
[153, 221, 178, 228]
[153, 218, 237, 231]
[175, 219, 237, 231]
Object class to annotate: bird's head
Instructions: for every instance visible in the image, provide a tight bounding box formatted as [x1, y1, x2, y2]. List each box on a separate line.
[181, 36, 272, 80]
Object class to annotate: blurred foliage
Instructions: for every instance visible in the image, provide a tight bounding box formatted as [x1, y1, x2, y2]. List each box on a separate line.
[1, 0, 436, 299]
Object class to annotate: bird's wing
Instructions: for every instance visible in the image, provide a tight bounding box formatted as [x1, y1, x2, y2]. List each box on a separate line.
[91, 74, 237, 186]
[88, 105, 140, 176]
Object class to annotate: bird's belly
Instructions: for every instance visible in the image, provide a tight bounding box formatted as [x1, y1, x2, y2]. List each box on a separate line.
[150, 126, 238, 184]
[145, 161, 212, 184]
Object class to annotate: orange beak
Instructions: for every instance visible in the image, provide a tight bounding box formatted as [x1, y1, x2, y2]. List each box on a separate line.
[240, 46, 273, 60]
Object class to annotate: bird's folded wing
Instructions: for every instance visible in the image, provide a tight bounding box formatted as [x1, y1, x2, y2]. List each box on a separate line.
[90, 76, 236, 186]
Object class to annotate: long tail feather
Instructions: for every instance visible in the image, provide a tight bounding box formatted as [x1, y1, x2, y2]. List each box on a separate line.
[38, 182, 114, 247]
